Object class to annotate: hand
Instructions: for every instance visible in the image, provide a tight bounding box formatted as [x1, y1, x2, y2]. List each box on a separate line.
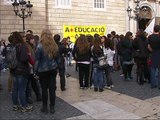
[28, 52, 31, 56]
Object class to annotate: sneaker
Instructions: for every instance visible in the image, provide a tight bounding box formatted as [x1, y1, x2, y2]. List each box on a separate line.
[1, 68, 6, 72]
[105, 86, 111, 89]
[21, 105, 33, 113]
[66, 74, 71, 78]
[84, 87, 88, 90]
[13, 105, 19, 111]
[120, 73, 124, 76]
[90, 85, 94, 89]
[111, 85, 114, 88]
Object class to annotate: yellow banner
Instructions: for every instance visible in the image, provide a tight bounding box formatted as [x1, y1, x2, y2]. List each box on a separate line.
[63, 25, 106, 43]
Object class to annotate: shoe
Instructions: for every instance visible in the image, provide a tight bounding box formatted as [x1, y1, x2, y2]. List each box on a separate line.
[13, 105, 19, 111]
[120, 73, 124, 76]
[27, 98, 33, 104]
[129, 76, 133, 80]
[1, 68, 6, 72]
[111, 85, 114, 88]
[66, 74, 71, 78]
[151, 85, 157, 89]
[139, 82, 144, 85]
[94, 88, 98, 92]
[36, 96, 42, 102]
[105, 86, 111, 89]
[69, 63, 73, 66]
[99, 88, 104, 92]
[21, 105, 33, 112]
[41, 106, 48, 113]
[61, 88, 66, 91]
[80, 87, 84, 89]
[83, 87, 88, 90]
[124, 78, 130, 81]
[50, 106, 55, 114]
[90, 85, 94, 89]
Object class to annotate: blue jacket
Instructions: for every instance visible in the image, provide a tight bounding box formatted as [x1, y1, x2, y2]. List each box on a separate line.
[35, 43, 58, 73]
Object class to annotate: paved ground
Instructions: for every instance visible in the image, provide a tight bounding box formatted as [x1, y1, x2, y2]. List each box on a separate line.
[0, 70, 84, 120]
[1, 64, 160, 119]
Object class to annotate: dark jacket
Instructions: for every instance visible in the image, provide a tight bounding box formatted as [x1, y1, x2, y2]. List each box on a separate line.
[14, 44, 30, 76]
[56, 42, 69, 69]
[72, 45, 91, 62]
[92, 45, 104, 65]
[121, 39, 133, 61]
[133, 35, 149, 59]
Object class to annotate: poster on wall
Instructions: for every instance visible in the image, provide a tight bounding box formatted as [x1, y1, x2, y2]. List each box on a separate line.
[63, 25, 107, 43]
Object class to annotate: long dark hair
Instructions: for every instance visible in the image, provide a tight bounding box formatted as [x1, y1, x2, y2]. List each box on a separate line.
[93, 34, 102, 55]
[104, 37, 114, 50]
[124, 31, 133, 40]
[76, 35, 90, 55]
[11, 31, 24, 44]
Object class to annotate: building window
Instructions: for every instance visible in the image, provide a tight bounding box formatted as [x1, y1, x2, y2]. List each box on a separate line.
[55, 0, 71, 9]
[93, 0, 106, 11]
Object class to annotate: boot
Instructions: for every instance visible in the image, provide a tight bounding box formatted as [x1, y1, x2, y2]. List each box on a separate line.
[36, 96, 42, 102]
[50, 105, 55, 114]
[41, 105, 48, 113]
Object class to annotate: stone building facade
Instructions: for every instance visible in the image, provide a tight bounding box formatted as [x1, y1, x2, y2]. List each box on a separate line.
[0, 0, 160, 40]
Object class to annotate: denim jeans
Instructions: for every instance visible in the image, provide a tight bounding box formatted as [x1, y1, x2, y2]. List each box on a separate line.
[67, 52, 72, 65]
[92, 67, 105, 89]
[150, 67, 160, 87]
[105, 66, 113, 86]
[12, 75, 28, 107]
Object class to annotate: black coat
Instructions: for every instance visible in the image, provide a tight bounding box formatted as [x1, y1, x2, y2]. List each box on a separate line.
[133, 36, 149, 58]
[57, 42, 69, 69]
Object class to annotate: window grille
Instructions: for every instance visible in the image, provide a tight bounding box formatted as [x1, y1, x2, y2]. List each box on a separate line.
[55, 0, 71, 8]
[93, 0, 106, 11]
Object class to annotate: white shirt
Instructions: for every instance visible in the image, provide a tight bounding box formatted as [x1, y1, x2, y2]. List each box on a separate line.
[104, 48, 115, 66]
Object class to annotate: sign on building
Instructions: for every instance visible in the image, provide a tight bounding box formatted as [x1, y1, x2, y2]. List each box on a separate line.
[63, 25, 107, 43]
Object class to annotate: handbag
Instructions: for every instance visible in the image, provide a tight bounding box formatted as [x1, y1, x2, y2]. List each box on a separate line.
[98, 55, 108, 69]
[133, 49, 141, 58]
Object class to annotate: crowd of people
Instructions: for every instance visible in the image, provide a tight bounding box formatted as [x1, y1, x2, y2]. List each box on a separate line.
[0, 25, 160, 114]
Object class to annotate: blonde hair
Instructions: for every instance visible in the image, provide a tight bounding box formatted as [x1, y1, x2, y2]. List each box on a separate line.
[40, 29, 58, 58]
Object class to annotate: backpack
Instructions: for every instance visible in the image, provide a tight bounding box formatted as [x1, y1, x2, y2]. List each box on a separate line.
[6, 44, 18, 69]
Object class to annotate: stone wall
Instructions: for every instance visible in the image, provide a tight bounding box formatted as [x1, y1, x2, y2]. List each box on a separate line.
[0, 0, 126, 40]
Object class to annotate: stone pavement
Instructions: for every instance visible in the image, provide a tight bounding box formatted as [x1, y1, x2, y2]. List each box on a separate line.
[1, 64, 160, 119]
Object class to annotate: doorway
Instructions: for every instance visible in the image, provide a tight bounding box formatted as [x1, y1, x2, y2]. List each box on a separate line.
[138, 18, 151, 30]
[138, 6, 152, 30]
